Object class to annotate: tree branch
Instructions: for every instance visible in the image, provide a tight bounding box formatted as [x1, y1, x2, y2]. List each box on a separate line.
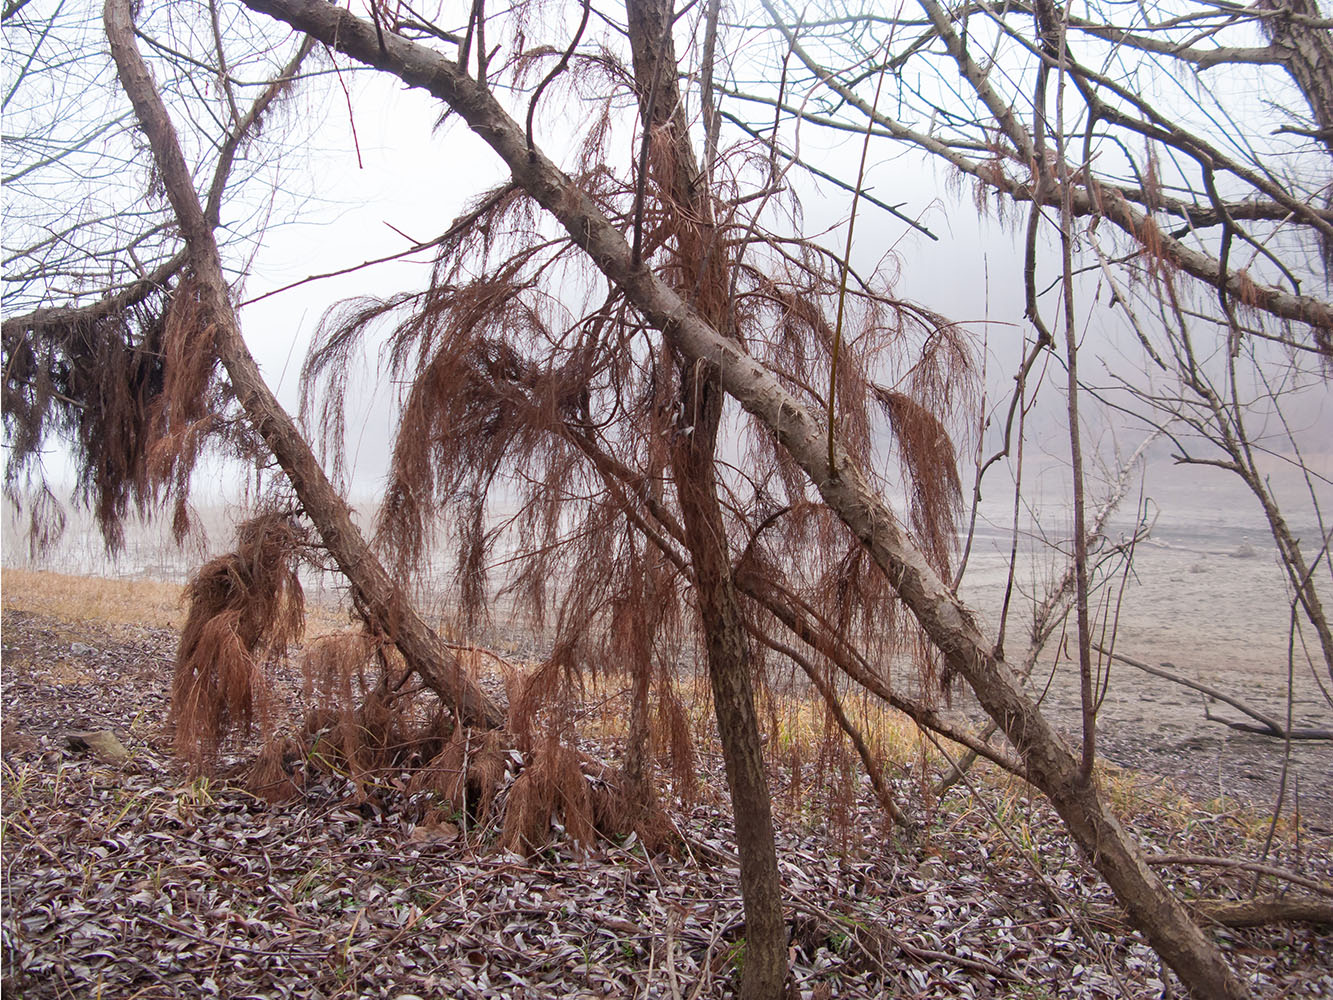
[103, 0, 506, 730]
[233, 4, 1250, 995]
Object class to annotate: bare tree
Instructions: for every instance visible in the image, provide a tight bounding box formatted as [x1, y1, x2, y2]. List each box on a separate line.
[742, 0, 1333, 683]
[12, 1, 1330, 997]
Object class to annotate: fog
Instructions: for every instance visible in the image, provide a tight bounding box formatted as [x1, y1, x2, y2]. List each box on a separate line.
[5, 15, 1329, 563]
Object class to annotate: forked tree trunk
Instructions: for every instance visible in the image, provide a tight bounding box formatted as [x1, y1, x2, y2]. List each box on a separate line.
[218, 3, 1247, 996]
[103, 0, 505, 731]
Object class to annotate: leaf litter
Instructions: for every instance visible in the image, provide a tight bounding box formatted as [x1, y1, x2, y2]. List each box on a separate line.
[3, 605, 1331, 998]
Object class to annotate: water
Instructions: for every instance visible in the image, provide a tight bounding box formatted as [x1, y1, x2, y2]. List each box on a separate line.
[6, 456, 1330, 811]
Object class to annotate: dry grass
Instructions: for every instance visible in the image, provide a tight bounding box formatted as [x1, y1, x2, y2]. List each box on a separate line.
[2, 568, 185, 629]
[1092, 760, 1296, 842]
[763, 685, 923, 762]
[1, 567, 352, 637]
[1, 570, 1303, 852]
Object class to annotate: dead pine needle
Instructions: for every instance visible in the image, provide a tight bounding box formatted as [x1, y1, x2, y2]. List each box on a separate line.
[172, 513, 306, 771]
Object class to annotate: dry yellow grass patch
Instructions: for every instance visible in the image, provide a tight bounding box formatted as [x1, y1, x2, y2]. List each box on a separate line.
[2, 568, 184, 629]
[761, 686, 924, 762]
[1092, 758, 1293, 840]
[1, 568, 350, 637]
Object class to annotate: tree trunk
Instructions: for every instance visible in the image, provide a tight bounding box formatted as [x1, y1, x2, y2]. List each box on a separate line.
[1243, 461, 1333, 683]
[672, 371, 788, 1000]
[1265, 0, 1333, 155]
[103, 0, 505, 731]
[1263, 0, 1333, 329]
[230, 4, 1248, 995]
[622, 545, 657, 806]
[626, 1, 788, 993]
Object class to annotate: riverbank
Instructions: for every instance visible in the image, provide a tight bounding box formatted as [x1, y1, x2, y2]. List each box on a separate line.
[2, 570, 1330, 998]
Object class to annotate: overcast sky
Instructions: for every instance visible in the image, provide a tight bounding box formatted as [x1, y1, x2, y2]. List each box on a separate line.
[6, 5, 1328, 534]
[231, 65, 1070, 498]
[228, 62, 1327, 507]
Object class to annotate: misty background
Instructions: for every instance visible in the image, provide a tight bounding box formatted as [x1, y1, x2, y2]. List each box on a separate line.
[4, 9, 1330, 691]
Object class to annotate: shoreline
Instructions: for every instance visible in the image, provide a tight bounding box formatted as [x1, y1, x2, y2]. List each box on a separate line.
[4, 566, 1329, 829]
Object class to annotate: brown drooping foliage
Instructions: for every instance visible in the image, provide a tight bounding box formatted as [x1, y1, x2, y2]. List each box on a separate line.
[173, 513, 306, 770]
[296, 629, 463, 786]
[499, 736, 675, 855]
[397, 726, 674, 856]
[37, 0, 973, 871]
[499, 739, 594, 853]
[245, 734, 309, 804]
[4, 17, 311, 552]
[280, 13, 971, 931]
[11, 1, 1318, 995]
[873, 388, 964, 582]
[241, 621, 674, 852]
[229, 4, 1259, 993]
[286, 8, 971, 988]
[299, 175, 972, 736]
[2, 306, 166, 552]
[1, 275, 240, 553]
[411, 726, 513, 826]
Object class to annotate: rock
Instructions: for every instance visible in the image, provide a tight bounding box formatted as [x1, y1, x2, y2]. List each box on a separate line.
[916, 857, 945, 880]
[408, 819, 460, 844]
[65, 729, 130, 764]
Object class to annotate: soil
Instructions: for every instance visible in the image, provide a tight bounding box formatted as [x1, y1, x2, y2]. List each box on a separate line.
[1035, 655, 1333, 833]
[950, 550, 1333, 833]
[3, 578, 1332, 999]
[958, 493, 1333, 832]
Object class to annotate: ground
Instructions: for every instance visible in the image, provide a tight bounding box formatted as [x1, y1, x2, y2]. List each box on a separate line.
[2, 570, 1331, 999]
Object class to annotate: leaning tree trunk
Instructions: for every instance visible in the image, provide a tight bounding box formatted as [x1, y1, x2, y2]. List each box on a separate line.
[626, 1, 788, 994]
[1265, 0, 1333, 156]
[1253, 0, 1333, 677]
[218, 3, 1247, 996]
[103, 0, 504, 730]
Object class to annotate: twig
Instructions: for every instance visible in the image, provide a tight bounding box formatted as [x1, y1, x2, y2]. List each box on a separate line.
[1092, 644, 1333, 740]
[1145, 853, 1333, 899]
[789, 896, 1019, 981]
[826, 48, 888, 480]
[1191, 896, 1333, 928]
[664, 924, 684, 1000]
[135, 912, 330, 959]
[1091, 895, 1333, 929]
